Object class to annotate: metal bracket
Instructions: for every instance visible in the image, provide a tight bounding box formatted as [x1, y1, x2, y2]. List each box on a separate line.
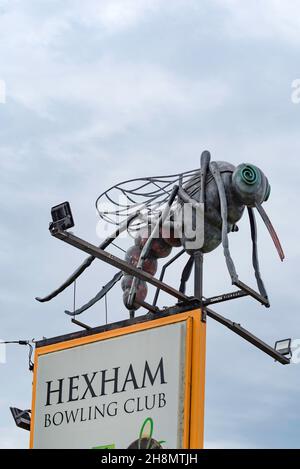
[206, 307, 290, 365]
[234, 279, 270, 308]
[203, 290, 248, 306]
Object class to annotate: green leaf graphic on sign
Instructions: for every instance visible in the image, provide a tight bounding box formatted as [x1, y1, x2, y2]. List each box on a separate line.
[92, 444, 115, 449]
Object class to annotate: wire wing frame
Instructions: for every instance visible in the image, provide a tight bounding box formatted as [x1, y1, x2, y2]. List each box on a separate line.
[95, 169, 200, 232]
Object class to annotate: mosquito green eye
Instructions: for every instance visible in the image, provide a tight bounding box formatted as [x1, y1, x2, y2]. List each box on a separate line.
[232, 163, 269, 207]
[241, 165, 259, 185]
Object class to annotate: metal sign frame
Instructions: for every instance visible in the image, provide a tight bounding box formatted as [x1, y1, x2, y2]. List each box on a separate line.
[30, 309, 206, 449]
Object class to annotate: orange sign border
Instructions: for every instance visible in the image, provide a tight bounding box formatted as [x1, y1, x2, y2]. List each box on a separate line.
[30, 309, 206, 449]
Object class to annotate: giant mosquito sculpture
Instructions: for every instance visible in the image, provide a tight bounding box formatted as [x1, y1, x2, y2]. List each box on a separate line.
[36, 151, 289, 364]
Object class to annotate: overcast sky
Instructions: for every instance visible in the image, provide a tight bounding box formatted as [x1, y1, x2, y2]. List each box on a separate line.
[1, 0, 300, 449]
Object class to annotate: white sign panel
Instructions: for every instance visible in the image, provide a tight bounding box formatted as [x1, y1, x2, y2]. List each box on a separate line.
[32, 321, 188, 449]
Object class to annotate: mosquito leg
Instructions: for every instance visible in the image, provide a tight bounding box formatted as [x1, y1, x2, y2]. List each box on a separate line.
[64, 271, 123, 316]
[247, 207, 268, 300]
[200, 150, 211, 204]
[209, 162, 238, 284]
[126, 185, 179, 312]
[36, 211, 140, 303]
[179, 255, 194, 294]
[152, 249, 185, 306]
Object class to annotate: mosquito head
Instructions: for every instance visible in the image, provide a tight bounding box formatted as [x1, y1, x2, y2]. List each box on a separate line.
[232, 163, 271, 207]
[232, 163, 284, 261]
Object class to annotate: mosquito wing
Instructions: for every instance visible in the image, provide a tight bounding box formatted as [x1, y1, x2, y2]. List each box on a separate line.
[95, 169, 199, 232]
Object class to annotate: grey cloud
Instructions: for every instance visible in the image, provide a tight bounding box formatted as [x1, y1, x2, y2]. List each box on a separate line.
[0, 0, 300, 448]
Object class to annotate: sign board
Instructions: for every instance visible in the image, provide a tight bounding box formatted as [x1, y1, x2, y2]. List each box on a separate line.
[30, 310, 206, 449]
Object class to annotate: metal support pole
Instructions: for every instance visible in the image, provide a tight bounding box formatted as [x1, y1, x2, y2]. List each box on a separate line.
[194, 251, 205, 322]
